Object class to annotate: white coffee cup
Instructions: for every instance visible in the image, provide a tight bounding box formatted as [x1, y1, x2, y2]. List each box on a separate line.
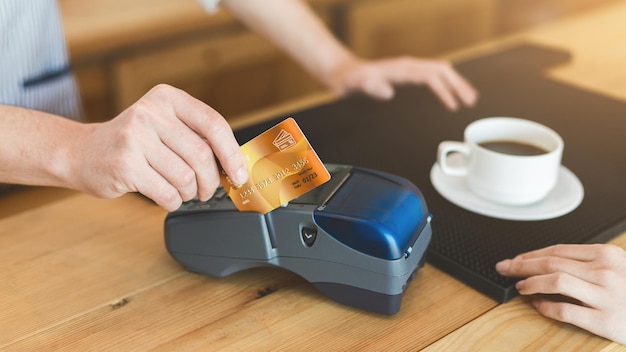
[437, 117, 563, 205]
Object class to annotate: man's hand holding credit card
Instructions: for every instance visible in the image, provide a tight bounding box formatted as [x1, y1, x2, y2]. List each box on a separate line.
[220, 118, 330, 214]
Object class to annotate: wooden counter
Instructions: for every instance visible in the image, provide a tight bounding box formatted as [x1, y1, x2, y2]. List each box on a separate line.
[2, 2, 626, 350]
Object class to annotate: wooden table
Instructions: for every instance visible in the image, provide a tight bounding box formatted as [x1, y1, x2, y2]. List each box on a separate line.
[2, 2, 626, 350]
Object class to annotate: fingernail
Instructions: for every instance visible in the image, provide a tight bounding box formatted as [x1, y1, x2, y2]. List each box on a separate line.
[232, 166, 248, 186]
[515, 280, 525, 291]
[495, 259, 510, 273]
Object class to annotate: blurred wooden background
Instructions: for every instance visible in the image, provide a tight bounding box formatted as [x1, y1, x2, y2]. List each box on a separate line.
[59, 0, 618, 124]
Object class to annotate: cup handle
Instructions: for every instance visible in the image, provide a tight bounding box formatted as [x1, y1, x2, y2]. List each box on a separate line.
[437, 141, 470, 176]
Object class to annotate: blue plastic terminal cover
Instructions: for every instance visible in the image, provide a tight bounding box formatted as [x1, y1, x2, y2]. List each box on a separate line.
[313, 168, 429, 260]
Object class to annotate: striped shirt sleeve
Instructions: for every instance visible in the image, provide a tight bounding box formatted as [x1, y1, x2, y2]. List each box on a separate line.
[0, 0, 82, 120]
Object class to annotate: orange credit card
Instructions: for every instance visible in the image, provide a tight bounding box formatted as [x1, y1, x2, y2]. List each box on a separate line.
[220, 117, 331, 214]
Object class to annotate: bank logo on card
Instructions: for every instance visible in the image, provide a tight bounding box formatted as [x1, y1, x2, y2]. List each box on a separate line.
[220, 118, 331, 214]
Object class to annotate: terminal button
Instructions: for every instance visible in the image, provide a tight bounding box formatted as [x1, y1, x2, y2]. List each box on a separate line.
[301, 227, 317, 247]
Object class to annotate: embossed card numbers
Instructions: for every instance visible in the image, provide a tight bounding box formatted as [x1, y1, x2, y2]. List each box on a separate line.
[220, 118, 331, 214]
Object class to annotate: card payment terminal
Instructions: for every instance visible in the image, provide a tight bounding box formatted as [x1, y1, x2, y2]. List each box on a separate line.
[164, 164, 432, 315]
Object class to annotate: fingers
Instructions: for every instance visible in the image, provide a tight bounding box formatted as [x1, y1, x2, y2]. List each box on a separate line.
[409, 59, 477, 110]
[496, 243, 626, 344]
[515, 273, 603, 308]
[146, 109, 221, 202]
[133, 159, 184, 212]
[348, 57, 478, 110]
[362, 78, 395, 100]
[154, 85, 249, 197]
[515, 269, 626, 344]
[496, 244, 626, 283]
[495, 243, 626, 317]
[496, 255, 578, 278]
[495, 254, 608, 287]
[531, 295, 626, 344]
[423, 71, 463, 111]
[94, 84, 248, 210]
[530, 297, 605, 338]
[144, 137, 201, 202]
[437, 62, 479, 108]
[512, 243, 602, 262]
[495, 244, 593, 277]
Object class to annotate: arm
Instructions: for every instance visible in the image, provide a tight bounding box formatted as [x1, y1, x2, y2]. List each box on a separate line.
[219, 0, 478, 110]
[0, 84, 248, 211]
[496, 243, 626, 344]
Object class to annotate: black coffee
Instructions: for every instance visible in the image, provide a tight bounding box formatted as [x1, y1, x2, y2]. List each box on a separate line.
[479, 140, 548, 156]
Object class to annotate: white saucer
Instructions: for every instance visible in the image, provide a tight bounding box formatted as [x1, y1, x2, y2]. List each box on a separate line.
[430, 155, 584, 221]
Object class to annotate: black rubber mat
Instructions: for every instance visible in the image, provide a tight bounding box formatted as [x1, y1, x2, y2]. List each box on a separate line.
[233, 43, 626, 302]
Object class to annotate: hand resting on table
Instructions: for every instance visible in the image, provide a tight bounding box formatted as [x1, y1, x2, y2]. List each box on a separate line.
[496, 243, 626, 344]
